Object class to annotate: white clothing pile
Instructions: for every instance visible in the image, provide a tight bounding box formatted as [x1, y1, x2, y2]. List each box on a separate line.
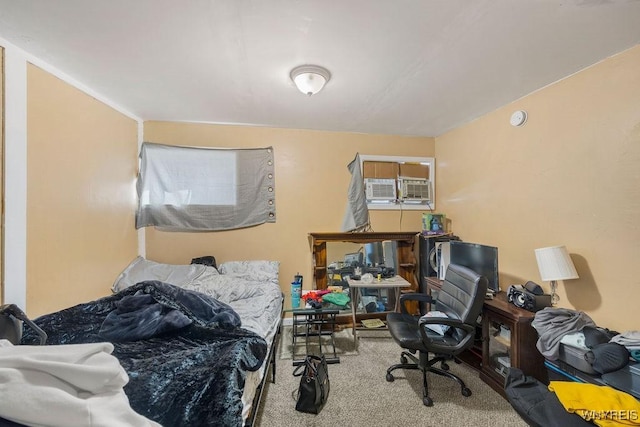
[0, 339, 160, 427]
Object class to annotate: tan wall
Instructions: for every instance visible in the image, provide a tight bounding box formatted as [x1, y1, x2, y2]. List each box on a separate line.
[436, 44, 640, 331]
[143, 122, 434, 298]
[22, 43, 639, 331]
[26, 64, 139, 316]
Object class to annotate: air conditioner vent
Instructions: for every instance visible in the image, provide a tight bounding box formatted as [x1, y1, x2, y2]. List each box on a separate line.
[398, 177, 431, 203]
[365, 178, 396, 202]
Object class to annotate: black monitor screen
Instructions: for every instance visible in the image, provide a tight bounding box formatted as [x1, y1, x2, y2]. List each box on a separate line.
[449, 241, 499, 292]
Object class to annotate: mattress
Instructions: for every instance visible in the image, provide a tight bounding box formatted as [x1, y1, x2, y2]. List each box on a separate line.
[112, 257, 284, 425]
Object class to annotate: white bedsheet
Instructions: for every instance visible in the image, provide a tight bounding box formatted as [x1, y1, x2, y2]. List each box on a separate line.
[182, 273, 282, 338]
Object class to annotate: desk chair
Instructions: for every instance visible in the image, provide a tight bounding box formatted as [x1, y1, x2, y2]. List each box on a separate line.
[386, 264, 488, 406]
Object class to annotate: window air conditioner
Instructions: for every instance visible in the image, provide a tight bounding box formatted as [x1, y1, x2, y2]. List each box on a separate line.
[364, 178, 396, 202]
[398, 177, 431, 203]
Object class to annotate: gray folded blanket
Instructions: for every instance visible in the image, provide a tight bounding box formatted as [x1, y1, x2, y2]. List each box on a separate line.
[99, 281, 241, 342]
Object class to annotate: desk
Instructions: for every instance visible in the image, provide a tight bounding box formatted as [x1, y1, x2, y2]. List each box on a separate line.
[481, 292, 548, 397]
[347, 275, 412, 346]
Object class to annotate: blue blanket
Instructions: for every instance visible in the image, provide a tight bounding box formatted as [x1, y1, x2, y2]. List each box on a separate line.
[21, 281, 267, 427]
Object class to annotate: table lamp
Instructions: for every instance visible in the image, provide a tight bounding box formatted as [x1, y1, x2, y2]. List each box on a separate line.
[534, 245, 579, 306]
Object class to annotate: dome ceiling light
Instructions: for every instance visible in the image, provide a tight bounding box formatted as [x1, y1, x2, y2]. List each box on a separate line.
[290, 65, 331, 96]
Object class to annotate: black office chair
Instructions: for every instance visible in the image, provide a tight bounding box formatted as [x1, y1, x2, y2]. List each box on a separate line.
[386, 263, 488, 406]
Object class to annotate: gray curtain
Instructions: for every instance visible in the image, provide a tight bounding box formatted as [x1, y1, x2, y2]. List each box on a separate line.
[136, 142, 276, 231]
[341, 153, 370, 232]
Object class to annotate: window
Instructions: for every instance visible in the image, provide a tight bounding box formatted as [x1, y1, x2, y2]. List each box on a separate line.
[136, 142, 276, 231]
[359, 155, 435, 210]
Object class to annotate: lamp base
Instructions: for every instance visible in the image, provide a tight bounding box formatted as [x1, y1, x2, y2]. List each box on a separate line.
[550, 280, 560, 306]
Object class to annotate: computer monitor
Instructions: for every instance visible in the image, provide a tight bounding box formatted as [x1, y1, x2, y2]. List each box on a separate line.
[449, 241, 500, 292]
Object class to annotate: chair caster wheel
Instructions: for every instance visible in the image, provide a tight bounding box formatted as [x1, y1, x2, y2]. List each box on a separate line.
[462, 387, 472, 397]
[441, 362, 449, 371]
[386, 373, 395, 382]
[400, 355, 408, 364]
[423, 396, 433, 406]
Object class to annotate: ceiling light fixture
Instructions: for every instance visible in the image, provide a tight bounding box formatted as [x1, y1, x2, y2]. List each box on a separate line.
[290, 65, 331, 96]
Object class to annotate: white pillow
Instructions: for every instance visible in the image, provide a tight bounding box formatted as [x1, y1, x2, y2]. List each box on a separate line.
[112, 256, 219, 292]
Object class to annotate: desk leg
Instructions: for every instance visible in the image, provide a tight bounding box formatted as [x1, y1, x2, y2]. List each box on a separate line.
[292, 313, 300, 363]
[394, 287, 401, 312]
[350, 287, 358, 347]
[304, 314, 311, 356]
[329, 313, 338, 360]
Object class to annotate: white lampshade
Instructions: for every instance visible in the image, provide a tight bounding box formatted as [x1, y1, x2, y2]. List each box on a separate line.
[290, 65, 331, 96]
[535, 245, 579, 281]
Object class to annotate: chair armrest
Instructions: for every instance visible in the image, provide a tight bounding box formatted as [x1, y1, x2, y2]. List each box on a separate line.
[399, 293, 434, 314]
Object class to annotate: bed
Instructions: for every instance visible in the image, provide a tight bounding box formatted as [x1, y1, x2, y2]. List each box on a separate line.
[11, 257, 284, 427]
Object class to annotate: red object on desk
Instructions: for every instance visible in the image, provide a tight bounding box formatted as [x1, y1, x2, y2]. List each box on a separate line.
[302, 290, 331, 303]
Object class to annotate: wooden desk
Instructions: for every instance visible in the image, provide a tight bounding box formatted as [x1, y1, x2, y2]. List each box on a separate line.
[481, 292, 548, 397]
[347, 276, 412, 346]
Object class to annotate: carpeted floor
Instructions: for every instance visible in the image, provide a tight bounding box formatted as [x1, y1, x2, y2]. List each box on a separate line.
[256, 329, 528, 427]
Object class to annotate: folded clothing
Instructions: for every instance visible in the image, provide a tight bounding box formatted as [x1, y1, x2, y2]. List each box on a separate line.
[611, 331, 640, 350]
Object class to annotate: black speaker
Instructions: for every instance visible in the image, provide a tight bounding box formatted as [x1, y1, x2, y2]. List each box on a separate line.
[418, 234, 459, 292]
[506, 285, 552, 312]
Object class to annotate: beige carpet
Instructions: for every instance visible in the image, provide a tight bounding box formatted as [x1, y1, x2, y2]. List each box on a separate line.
[257, 330, 528, 427]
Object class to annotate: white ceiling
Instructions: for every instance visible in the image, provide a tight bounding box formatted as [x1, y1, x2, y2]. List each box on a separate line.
[1, 0, 640, 137]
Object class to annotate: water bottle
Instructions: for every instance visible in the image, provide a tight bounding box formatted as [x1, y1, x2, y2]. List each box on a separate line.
[291, 273, 303, 308]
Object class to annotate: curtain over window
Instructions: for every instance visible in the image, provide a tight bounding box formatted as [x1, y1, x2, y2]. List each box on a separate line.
[136, 142, 276, 231]
[341, 153, 370, 232]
